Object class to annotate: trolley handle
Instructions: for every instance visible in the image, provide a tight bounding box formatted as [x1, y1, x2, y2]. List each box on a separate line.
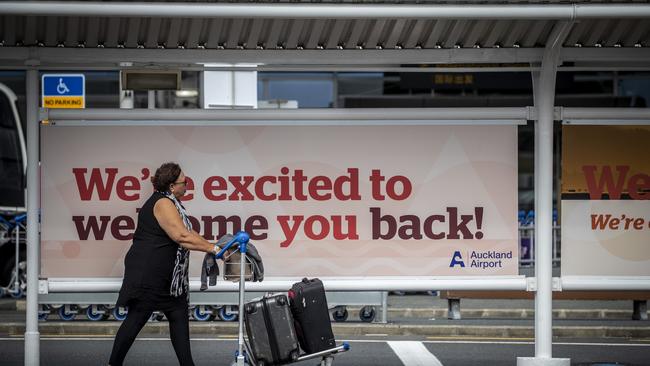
[215, 231, 250, 259]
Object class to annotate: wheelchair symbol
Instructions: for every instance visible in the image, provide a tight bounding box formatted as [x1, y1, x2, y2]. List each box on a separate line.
[56, 78, 70, 94]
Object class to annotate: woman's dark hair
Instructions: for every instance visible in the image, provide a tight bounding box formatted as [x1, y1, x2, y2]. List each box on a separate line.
[151, 162, 182, 192]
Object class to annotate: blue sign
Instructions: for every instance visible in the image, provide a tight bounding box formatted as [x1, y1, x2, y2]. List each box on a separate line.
[42, 74, 85, 108]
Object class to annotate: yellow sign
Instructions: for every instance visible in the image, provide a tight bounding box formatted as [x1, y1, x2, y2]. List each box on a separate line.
[41, 74, 85, 109]
[43, 96, 85, 109]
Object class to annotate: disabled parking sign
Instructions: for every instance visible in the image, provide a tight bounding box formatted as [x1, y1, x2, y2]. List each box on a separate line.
[42, 74, 85, 108]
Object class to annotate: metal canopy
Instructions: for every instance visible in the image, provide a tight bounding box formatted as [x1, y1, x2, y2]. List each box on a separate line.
[5, 3, 650, 366]
[1, 1, 649, 69]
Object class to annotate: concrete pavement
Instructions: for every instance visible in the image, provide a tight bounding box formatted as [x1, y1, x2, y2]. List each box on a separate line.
[1, 295, 648, 339]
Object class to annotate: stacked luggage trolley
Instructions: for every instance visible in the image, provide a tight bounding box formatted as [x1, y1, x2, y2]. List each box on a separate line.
[215, 232, 350, 366]
[0, 213, 26, 299]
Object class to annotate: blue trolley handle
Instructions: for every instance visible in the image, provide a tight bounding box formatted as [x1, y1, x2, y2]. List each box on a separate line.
[215, 231, 250, 259]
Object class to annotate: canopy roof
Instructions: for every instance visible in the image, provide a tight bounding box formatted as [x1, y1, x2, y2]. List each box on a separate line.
[1, 1, 649, 69]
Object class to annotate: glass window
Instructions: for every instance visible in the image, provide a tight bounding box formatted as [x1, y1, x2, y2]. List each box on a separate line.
[258, 73, 334, 108]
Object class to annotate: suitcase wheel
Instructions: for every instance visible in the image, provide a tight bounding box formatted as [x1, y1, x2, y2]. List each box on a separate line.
[290, 349, 300, 361]
[277, 295, 286, 306]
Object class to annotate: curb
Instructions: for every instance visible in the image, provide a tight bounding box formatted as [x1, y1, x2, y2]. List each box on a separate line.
[2, 322, 650, 339]
[0, 301, 18, 311]
[348, 307, 647, 320]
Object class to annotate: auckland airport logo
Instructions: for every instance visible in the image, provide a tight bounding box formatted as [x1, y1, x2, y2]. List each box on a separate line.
[449, 250, 513, 269]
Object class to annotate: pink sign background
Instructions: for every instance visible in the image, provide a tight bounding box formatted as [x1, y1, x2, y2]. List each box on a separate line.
[41, 124, 518, 278]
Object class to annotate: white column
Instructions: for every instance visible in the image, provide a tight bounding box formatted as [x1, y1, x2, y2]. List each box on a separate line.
[518, 21, 572, 366]
[24, 69, 40, 366]
[534, 53, 556, 360]
[119, 75, 134, 109]
[148, 90, 156, 109]
[201, 68, 257, 109]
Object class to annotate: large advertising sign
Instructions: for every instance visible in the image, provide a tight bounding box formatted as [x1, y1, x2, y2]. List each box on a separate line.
[562, 125, 650, 277]
[41, 124, 518, 278]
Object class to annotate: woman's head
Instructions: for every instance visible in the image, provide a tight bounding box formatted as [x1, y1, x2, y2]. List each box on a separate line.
[151, 162, 186, 198]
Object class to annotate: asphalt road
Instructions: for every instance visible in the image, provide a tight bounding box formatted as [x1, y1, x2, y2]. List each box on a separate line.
[1, 336, 649, 366]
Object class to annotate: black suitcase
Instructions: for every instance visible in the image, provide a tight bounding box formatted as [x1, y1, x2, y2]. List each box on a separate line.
[244, 294, 300, 366]
[288, 278, 336, 354]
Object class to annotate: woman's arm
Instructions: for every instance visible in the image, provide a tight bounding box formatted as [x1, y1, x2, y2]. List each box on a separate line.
[153, 198, 218, 254]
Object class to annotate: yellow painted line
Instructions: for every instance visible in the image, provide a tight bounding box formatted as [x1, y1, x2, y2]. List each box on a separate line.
[426, 336, 534, 341]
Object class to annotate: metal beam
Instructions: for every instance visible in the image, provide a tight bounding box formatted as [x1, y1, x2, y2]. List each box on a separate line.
[2, 47, 649, 71]
[2, 2, 650, 20]
[0, 47, 545, 67]
[44, 277, 528, 292]
[561, 277, 650, 291]
[560, 107, 650, 121]
[42, 107, 533, 121]
[40, 276, 650, 292]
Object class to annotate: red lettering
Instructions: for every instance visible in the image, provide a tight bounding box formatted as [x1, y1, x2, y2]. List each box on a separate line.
[278, 167, 292, 200]
[628, 173, 650, 200]
[116, 176, 140, 201]
[634, 218, 645, 230]
[386, 175, 412, 201]
[201, 215, 242, 240]
[72, 216, 111, 240]
[292, 169, 308, 201]
[228, 176, 255, 201]
[369, 170, 386, 200]
[277, 215, 303, 247]
[331, 215, 359, 240]
[304, 215, 329, 240]
[244, 215, 268, 240]
[423, 215, 446, 239]
[111, 215, 135, 240]
[591, 214, 611, 230]
[72, 168, 118, 201]
[398, 215, 422, 239]
[204, 176, 227, 201]
[582, 166, 629, 200]
[334, 168, 361, 201]
[255, 176, 277, 201]
[370, 207, 395, 239]
[308, 176, 332, 201]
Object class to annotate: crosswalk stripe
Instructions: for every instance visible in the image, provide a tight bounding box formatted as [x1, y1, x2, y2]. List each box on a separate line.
[387, 341, 443, 366]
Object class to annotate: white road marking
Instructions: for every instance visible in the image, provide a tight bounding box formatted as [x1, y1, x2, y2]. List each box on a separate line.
[388, 341, 444, 366]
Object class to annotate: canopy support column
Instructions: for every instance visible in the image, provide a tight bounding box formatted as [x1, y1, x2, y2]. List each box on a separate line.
[518, 21, 572, 366]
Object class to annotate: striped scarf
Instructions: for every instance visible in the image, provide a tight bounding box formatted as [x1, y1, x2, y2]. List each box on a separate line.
[161, 191, 191, 299]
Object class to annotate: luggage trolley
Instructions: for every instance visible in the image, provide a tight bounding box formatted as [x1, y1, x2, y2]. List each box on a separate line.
[215, 231, 350, 366]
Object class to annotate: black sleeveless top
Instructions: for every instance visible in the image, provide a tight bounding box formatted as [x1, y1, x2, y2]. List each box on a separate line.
[116, 192, 187, 311]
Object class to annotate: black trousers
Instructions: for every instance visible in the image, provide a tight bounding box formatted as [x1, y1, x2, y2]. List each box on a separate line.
[108, 305, 195, 366]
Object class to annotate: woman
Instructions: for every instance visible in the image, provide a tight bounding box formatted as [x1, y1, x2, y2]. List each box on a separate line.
[109, 162, 220, 366]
